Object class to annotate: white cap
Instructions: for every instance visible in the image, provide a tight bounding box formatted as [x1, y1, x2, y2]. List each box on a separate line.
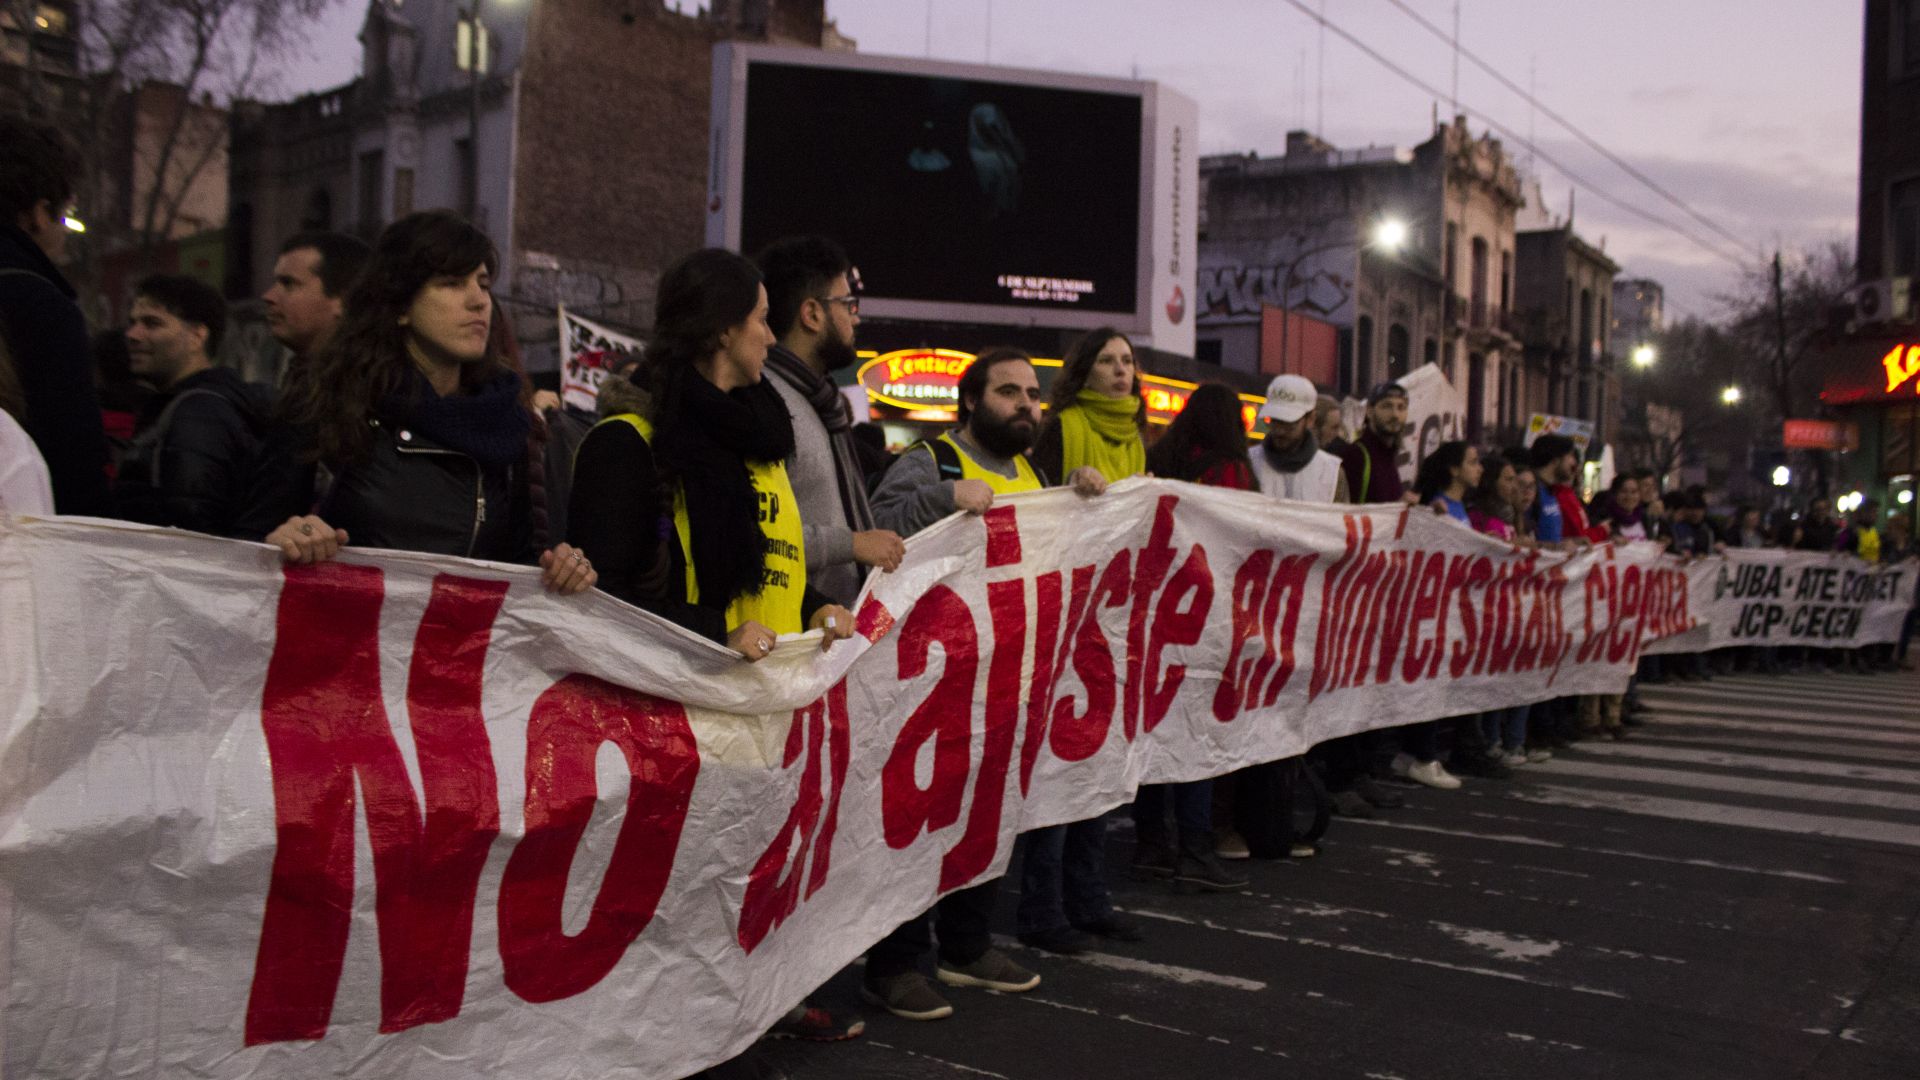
[1258, 374, 1317, 423]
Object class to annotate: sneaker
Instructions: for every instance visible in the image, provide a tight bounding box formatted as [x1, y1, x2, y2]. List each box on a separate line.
[767, 1001, 865, 1042]
[1016, 925, 1092, 955]
[861, 972, 953, 1021]
[1496, 748, 1529, 768]
[1330, 789, 1377, 818]
[1525, 747, 1554, 763]
[1389, 752, 1415, 778]
[936, 949, 1040, 993]
[1288, 841, 1319, 859]
[1407, 759, 1462, 790]
[1174, 850, 1250, 891]
[1215, 829, 1251, 860]
[1449, 752, 1511, 780]
[1353, 776, 1406, 808]
[1071, 914, 1145, 942]
[1131, 839, 1176, 879]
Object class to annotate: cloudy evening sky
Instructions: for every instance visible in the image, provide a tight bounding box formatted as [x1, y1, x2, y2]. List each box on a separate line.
[286, 1, 1863, 322]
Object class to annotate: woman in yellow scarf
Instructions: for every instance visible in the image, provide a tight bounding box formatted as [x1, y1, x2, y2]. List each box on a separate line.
[1031, 327, 1146, 486]
[1016, 328, 1154, 955]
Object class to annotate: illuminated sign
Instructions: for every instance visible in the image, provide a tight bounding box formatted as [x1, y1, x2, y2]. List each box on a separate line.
[1782, 419, 1859, 451]
[854, 349, 1266, 433]
[1884, 344, 1920, 395]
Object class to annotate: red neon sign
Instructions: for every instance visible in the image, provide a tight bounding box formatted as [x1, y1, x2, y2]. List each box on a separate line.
[1884, 344, 1920, 395]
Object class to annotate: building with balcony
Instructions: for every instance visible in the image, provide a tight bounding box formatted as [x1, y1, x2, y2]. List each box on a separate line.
[1514, 183, 1621, 449]
[1198, 116, 1522, 437]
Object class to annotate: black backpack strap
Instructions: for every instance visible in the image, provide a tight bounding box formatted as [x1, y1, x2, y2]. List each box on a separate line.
[915, 438, 966, 481]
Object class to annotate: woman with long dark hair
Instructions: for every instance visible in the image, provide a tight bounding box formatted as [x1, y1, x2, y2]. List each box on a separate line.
[566, 248, 852, 661]
[1144, 382, 1253, 488]
[1413, 439, 1480, 523]
[264, 210, 594, 593]
[1030, 326, 1142, 491]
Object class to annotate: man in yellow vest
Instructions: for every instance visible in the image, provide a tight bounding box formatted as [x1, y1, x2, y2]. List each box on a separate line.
[861, 347, 1101, 1022]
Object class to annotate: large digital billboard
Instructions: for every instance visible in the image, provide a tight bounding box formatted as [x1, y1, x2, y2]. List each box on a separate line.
[710, 45, 1197, 352]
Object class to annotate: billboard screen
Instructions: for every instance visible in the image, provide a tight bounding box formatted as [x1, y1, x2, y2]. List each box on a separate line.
[735, 60, 1142, 316]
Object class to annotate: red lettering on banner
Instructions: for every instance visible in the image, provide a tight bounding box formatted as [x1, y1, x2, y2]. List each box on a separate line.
[246, 567, 506, 1044]
[1215, 550, 1315, 718]
[1122, 497, 1181, 740]
[1308, 516, 1368, 701]
[1374, 550, 1426, 684]
[940, 580, 1025, 890]
[881, 586, 977, 849]
[1050, 551, 1128, 761]
[1516, 560, 1547, 671]
[1448, 557, 1493, 678]
[1433, 554, 1473, 679]
[498, 675, 699, 1004]
[1143, 543, 1215, 731]
[983, 505, 1024, 568]
[855, 596, 896, 642]
[738, 680, 852, 953]
[1608, 565, 1644, 664]
[1401, 551, 1446, 682]
[1336, 551, 1387, 691]
[1578, 562, 1612, 665]
[1215, 550, 1273, 721]
[1022, 566, 1093, 794]
[1256, 554, 1316, 707]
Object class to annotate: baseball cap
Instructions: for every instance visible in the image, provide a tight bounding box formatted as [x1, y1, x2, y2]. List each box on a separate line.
[1366, 381, 1409, 405]
[1258, 374, 1317, 422]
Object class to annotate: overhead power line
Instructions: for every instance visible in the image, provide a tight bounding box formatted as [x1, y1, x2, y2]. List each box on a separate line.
[1381, 0, 1751, 255]
[1274, 0, 1749, 267]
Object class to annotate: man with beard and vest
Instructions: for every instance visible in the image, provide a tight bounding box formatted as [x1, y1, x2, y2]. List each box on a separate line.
[862, 346, 1105, 1023]
[1251, 374, 1349, 503]
[1335, 380, 1420, 505]
[755, 236, 904, 607]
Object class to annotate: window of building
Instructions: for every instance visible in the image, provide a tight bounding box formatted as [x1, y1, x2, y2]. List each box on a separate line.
[392, 167, 415, 218]
[1356, 315, 1375, 391]
[1898, 0, 1920, 77]
[1194, 338, 1223, 366]
[1597, 296, 1608, 354]
[1470, 238, 1489, 324]
[1499, 250, 1512, 320]
[1467, 353, 1486, 439]
[1892, 176, 1920, 278]
[455, 18, 492, 74]
[1386, 323, 1410, 378]
[356, 150, 384, 237]
[1445, 222, 1458, 290]
[1337, 326, 1356, 396]
[1578, 288, 1594, 362]
[456, 137, 476, 220]
[1423, 338, 1438, 370]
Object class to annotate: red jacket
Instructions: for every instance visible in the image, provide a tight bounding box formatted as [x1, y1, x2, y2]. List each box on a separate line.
[1553, 483, 1609, 544]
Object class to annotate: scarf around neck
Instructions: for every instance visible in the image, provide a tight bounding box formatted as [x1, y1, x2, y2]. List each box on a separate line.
[385, 369, 530, 471]
[651, 375, 796, 607]
[1059, 390, 1146, 482]
[764, 344, 876, 534]
[1260, 429, 1321, 474]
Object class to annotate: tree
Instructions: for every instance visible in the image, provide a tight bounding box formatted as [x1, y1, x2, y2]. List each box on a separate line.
[5, 0, 339, 265]
[1720, 241, 1856, 423]
[1614, 317, 1763, 491]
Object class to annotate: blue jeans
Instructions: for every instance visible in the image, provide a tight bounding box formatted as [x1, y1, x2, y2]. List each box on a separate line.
[1016, 816, 1113, 935]
[1480, 704, 1530, 753]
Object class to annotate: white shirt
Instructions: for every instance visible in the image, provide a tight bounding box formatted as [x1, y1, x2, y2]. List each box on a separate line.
[0, 410, 54, 516]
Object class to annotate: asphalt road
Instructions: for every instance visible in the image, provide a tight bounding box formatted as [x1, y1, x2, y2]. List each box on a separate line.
[754, 665, 1920, 1080]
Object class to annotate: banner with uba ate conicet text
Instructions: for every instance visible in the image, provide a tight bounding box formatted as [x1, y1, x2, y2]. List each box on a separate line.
[1639, 547, 1915, 654]
[0, 488, 1792, 1079]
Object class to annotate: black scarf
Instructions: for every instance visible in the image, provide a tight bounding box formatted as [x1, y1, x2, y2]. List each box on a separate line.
[764, 344, 877, 533]
[1260, 429, 1321, 474]
[386, 369, 531, 471]
[651, 375, 796, 606]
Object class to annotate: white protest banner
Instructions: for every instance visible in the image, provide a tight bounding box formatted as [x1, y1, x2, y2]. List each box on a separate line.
[1641, 548, 1915, 653]
[558, 305, 645, 413]
[0, 490, 1704, 1079]
[1340, 362, 1466, 484]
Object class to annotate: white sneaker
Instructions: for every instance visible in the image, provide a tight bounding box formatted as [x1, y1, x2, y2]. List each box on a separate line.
[1407, 759, 1462, 790]
[1498, 748, 1530, 768]
[1525, 747, 1554, 763]
[1390, 752, 1415, 778]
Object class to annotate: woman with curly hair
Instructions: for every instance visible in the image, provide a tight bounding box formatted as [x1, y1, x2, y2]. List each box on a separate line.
[262, 210, 594, 594]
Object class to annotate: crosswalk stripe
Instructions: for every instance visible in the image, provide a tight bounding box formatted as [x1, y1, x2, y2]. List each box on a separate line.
[1523, 758, 1920, 813]
[1636, 712, 1920, 745]
[1562, 740, 1920, 785]
[1508, 787, 1920, 850]
[1637, 688, 1918, 725]
[1629, 731, 1920, 766]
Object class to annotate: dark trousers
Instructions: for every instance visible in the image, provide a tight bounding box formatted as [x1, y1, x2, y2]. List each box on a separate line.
[1397, 719, 1441, 763]
[1132, 781, 1213, 848]
[867, 879, 999, 979]
[1312, 732, 1372, 792]
[1015, 817, 1112, 936]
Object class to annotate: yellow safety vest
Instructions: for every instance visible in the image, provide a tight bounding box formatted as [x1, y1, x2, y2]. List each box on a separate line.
[600, 413, 808, 634]
[933, 431, 1044, 495]
[1858, 526, 1881, 564]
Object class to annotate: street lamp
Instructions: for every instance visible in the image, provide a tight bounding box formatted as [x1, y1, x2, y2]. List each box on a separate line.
[1631, 344, 1655, 368]
[1372, 218, 1409, 251]
[1771, 465, 1790, 487]
[1721, 385, 1742, 405]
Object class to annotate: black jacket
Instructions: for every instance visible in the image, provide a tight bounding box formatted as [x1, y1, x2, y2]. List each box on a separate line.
[319, 418, 533, 562]
[0, 224, 110, 514]
[113, 367, 273, 537]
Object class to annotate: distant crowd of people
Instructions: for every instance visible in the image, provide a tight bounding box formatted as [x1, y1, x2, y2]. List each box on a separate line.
[4, 114, 1916, 1080]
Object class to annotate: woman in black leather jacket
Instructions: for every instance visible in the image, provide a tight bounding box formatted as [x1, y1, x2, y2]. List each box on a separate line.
[261, 210, 594, 594]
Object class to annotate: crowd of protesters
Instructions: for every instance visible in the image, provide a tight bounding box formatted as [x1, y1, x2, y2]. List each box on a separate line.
[5, 115, 1919, 1080]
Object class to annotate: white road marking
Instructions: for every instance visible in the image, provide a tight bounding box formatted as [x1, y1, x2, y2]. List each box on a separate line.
[1566, 740, 1920, 784]
[1509, 787, 1920, 849]
[1342, 817, 1847, 883]
[1636, 712, 1920, 745]
[866, 1041, 1012, 1078]
[1432, 922, 1563, 962]
[999, 934, 1266, 992]
[1627, 731, 1920, 766]
[1525, 758, 1920, 812]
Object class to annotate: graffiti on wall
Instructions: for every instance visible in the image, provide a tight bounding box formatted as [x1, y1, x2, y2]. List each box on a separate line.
[1199, 263, 1352, 320]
